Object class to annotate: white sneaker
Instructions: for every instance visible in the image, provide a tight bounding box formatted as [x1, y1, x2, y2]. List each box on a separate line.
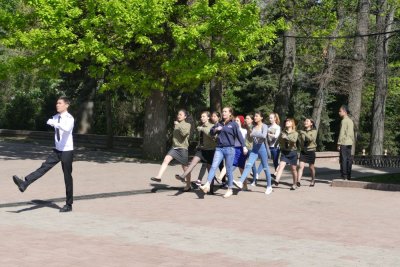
[250, 182, 256, 187]
[255, 173, 259, 180]
[233, 180, 243, 189]
[200, 182, 210, 193]
[265, 186, 273, 195]
[223, 189, 233, 198]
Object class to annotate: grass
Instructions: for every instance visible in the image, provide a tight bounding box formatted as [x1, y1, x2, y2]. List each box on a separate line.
[354, 173, 400, 184]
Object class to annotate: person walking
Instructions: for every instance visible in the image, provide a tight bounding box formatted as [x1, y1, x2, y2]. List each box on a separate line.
[233, 111, 273, 195]
[150, 109, 192, 190]
[12, 96, 75, 212]
[200, 107, 247, 198]
[273, 118, 299, 190]
[175, 111, 215, 187]
[337, 105, 354, 180]
[297, 118, 318, 187]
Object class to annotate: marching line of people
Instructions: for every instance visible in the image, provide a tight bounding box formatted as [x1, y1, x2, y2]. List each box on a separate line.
[149, 105, 354, 198]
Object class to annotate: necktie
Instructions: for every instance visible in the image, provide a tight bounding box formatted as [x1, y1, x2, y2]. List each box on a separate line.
[56, 115, 61, 141]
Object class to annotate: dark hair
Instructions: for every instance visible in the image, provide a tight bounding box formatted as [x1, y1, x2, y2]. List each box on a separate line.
[201, 111, 211, 118]
[212, 111, 221, 119]
[254, 110, 264, 120]
[340, 105, 350, 114]
[58, 96, 70, 105]
[305, 118, 317, 129]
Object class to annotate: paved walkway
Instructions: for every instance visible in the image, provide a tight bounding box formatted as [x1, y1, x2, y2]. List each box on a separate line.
[1, 140, 399, 266]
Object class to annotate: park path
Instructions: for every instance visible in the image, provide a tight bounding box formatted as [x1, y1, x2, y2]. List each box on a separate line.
[1, 140, 399, 266]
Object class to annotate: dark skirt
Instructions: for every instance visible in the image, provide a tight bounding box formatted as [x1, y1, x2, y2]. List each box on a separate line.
[167, 148, 189, 166]
[299, 150, 316, 164]
[195, 149, 215, 165]
[280, 150, 298, 166]
[233, 147, 246, 169]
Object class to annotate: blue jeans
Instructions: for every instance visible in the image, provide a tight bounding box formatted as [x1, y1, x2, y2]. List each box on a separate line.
[207, 147, 235, 188]
[240, 143, 271, 187]
[257, 147, 280, 174]
[270, 147, 280, 170]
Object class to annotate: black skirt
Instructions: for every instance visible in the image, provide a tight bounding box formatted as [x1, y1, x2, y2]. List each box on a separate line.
[194, 149, 215, 164]
[167, 148, 189, 166]
[299, 150, 316, 164]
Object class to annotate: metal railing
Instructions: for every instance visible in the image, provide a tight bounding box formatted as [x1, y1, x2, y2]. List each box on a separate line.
[353, 155, 400, 168]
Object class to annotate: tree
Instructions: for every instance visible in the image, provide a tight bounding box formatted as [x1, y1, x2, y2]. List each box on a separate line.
[348, 0, 371, 153]
[370, 0, 396, 155]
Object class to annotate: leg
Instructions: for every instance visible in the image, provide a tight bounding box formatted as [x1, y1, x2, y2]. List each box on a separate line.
[258, 144, 272, 187]
[251, 162, 257, 184]
[339, 146, 346, 178]
[61, 151, 73, 206]
[180, 156, 201, 178]
[25, 150, 61, 185]
[155, 155, 174, 179]
[217, 166, 226, 181]
[200, 148, 224, 194]
[223, 147, 235, 198]
[309, 163, 316, 185]
[297, 161, 305, 183]
[182, 165, 191, 190]
[272, 148, 280, 170]
[196, 163, 208, 182]
[346, 146, 353, 179]
[274, 161, 287, 183]
[290, 165, 298, 189]
[239, 151, 259, 183]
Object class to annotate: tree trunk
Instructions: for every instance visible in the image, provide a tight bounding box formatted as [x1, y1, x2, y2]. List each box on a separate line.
[348, 0, 370, 153]
[105, 91, 113, 149]
[312, 5, 344, 129]
[77, 79, 98, 134]
[143, 90, 168, 160]
[210, 78, 223, 113]
[275, 27, 296, 119]
[370, 1, 394, 155]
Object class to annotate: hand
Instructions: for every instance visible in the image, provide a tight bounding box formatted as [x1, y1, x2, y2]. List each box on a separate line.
[197, 126, 203, 131]
[47, 119, 55, 127]
[216, 126, 223, 131]
[174, 121, 179, 125]
[243, 147, 248, 155]
[337, 145, 341, 151]
[281, 133, 287, 139]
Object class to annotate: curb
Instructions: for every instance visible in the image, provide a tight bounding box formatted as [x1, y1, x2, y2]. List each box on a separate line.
[331, 179, 400, 192]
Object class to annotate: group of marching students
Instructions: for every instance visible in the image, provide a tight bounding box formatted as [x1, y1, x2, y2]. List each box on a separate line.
[150, 106, 318, 198]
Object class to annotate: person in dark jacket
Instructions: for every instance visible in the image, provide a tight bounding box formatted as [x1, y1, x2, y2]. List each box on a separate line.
[200, 107, 248, 198]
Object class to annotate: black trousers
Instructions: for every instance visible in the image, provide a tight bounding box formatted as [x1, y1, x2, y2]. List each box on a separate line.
[25, 149, 73, 206]
[339, 145, 352, 178]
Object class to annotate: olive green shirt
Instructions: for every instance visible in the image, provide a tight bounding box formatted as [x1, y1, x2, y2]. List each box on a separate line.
[279, 130, 298, 152]
[299, 129, 317, 151]
[172, 121, 191, 149]
[337, 116, 354, 146]
[197, 121, 216, 150]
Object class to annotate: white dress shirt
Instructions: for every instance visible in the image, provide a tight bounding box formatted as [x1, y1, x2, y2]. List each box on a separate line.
[47, 112, 74, 151]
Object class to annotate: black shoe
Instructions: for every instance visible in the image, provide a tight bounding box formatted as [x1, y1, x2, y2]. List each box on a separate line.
[150, 177, 161, 182]
[347, 176, 351, 180]
[310, 180, 315, 187]
[272, 179, 279, 186]
[12, 175, 27, 192]
[59, 205, 72, 213]
[271, 174, 276, 179]
[290, 186, 296, 191]
[296, 182, 301, 187]
[175, 174, 185, 183]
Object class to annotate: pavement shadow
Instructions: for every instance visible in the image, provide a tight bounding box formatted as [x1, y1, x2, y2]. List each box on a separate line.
[7, 200, 61, 213]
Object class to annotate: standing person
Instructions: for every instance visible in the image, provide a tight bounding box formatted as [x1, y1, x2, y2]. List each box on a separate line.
[175, 111, 216, 186]
[150, 109, 192, 191]
[200, 107, 248, 198]
[12, 96, 75, 212]
[233, 111, 273, 195]
[273, 118, 299, 190]
[297, 118, 318, 187]
[337, 105, 354, 180]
